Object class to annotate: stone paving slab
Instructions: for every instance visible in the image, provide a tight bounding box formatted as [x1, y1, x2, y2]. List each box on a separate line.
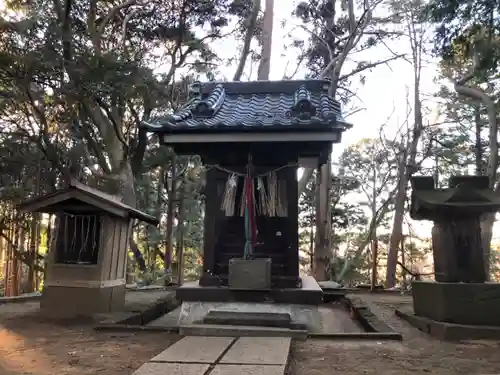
[210, 364, 285, 375]
[132, 362, 210, 375]
[151, 336, 234, 363]
[220, 337, 291, 365]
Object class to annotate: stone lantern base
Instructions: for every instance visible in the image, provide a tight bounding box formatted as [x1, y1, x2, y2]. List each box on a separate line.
[412, 281, 500, 326]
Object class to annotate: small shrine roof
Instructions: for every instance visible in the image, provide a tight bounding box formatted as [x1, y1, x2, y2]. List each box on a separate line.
[142, 80, 351, 133]
[17, 179, 159, 226]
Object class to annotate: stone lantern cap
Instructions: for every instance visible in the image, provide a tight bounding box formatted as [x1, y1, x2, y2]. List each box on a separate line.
[410, 175, 500, 220]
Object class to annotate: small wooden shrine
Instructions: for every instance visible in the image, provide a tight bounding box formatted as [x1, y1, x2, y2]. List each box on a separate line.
[17, 179, 158, 316]
[143, 80, 351, 303]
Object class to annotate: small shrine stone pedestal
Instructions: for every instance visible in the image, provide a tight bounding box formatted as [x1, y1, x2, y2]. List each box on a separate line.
[18, 180, 158, 317]
[396, 175, 500, 340]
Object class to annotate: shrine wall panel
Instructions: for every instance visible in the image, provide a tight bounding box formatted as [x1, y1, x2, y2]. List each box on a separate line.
[100, 216, 129, 282]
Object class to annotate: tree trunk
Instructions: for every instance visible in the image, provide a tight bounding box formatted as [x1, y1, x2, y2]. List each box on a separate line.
[401, 241, 407, 288]
[4, 216, 13, 297]
[156, 167, 166, 270]
[480, 213, 495, 278]
[370, 167, 378, 291]
[18, 224, 26, 294]
[144, 173, 151, 269]
[44, 214, 53, 287]
[474, 105, 483, 175]
[386, 87, 423, 288]
[386, 6, 426, 288]
[233, 0, 261, 81]
[176, 180, 187, 285]
[386, 154, 407, 288]
[257, 0, 274, 80]
[11, 217, 20, 296]
[454, 70, 498, 279]
[298, 168, 314, 196]
[370, 235, 378, 290]
[472, 103, 492, 278]
[314, 161, 332, 281]
[309, 218, 314, 275]
[27, 213, 40, 293]
[0, 235, 4, 282]
[120, 163, 147, 272]
[165, 155, 177, 281]
[336, 196, 393, 282]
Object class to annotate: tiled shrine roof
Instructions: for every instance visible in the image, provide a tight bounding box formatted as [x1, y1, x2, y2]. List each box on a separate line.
[142, 80, 351, 132]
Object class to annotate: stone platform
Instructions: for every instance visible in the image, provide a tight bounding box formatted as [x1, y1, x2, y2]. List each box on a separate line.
[176, 275, 322, 305]
[149, 300, 323, 333]
[132, 336, 290, 375]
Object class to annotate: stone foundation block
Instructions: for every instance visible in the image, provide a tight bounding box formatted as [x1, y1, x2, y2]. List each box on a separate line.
[228, 258, 271, 289]
[412, 281, 500, 326]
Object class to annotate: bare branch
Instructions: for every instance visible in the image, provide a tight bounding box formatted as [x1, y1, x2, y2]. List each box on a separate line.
[121, 8, 140, 44]
[339, 55, 403, 81]
[297, 24, 335, 62]
[98, 0, 138, 36]
[0, 18, 35, 33]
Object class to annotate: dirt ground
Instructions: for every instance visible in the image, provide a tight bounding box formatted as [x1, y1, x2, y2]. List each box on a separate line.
[290, 293, 500, 375]
[0, 302, 180, 375]
[3, 294, 500, 375]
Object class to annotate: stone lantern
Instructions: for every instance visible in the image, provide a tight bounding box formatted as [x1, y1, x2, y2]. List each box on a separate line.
[410, 175, 500, 327]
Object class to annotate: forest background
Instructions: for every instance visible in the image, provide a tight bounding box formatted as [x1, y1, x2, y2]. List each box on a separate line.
[0, 0, 499, 295]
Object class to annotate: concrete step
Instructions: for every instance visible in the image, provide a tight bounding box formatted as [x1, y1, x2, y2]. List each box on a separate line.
[179, 323, 308, 340]
[203, 311, 293, 329]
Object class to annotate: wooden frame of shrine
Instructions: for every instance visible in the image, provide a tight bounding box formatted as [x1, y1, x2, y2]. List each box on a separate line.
[143, 80, 351, 304]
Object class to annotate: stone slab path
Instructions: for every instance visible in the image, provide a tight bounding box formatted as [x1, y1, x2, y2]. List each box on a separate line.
[132, 336, 291, 375]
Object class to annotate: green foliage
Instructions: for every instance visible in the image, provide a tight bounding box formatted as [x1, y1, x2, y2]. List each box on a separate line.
[290, 0, 391, 100]
[298, 138, 400, 280]
[333, 231, 375, 284]
[0, 0, 246, 186]
[427, 0, 500, 76]
[0, 0, 251, 282]
[432, 32, 497, 184]
[330, 253, 369, 285]
[298, 167, 365, 261]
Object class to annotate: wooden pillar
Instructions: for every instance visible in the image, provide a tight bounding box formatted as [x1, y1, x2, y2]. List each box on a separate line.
[285, 166, 300, 285]
[200, 168, 225, 286]
[202, 168, 217, 275]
